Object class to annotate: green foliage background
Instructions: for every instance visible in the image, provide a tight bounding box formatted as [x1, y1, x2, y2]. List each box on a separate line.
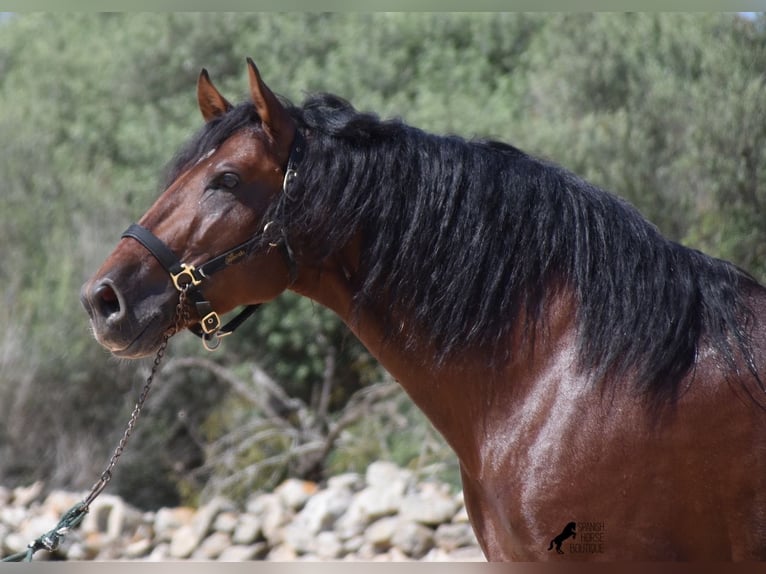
[1, 13, 764, 508]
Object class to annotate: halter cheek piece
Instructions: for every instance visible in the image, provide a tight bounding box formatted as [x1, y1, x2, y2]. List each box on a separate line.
[121, 129, 305, 351]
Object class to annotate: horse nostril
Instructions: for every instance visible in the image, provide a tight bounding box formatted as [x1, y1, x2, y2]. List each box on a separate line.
[95, 282, 122, 319]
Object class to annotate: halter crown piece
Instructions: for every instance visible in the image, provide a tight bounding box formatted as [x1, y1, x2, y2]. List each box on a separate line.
[121, 129, 305, 351]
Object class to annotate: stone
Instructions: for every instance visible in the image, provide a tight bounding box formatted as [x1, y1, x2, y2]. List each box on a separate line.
[213, 511, 239, 534]
[281, 522, 313, 554]
[192, 532, 231, 560]
[0, 464, 481, 562]
[371, 550, 392, 562]
[399, 483, 458, 526]
[275, 478, 318, 510]
[232, 514, 262, 545]
[452, 504, 470, 524]
[81, 494, 142, 541]
[335, 498, 370, 539]
[42, 490, 80, 516]
[83, 531, 106, 555]
[355, 540, 378, 560]
[387, 546, 412, 562]
[169, 525, 198, 559]
[167, 497, 233, 559]
[154, 507, 196, 542]
[295, 485, 354, 534]
[123, 537, 152, 558]
[2, 532, 27, 555]
[327, 473, 364, 492]
[314, 530, 344, 559]
[246, 493, 290, 545]
[364, 516, 399, 550]
[146, 542, 170, 561]
[445, 545, 486, 561]
[391, 520, 434, 559]
[192, 496, 233, 541]
[434, 522, 478, 551]
[422, 547, 451, 561]
[365, 461, 413, 489]
[343, 535, 364, 554]
[65, 542, 89, 561]
[218, 544, 267, 561]
[282, 484, 353, 554]
[12, 481, 44, 507]
[267, 543, 297, 561]
[350, 482, 405, 522]
[344, 462, 414, 524]
[0, 506, 27, 529]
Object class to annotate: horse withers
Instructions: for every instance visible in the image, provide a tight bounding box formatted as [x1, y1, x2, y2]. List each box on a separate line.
[81, 59, 766, 560]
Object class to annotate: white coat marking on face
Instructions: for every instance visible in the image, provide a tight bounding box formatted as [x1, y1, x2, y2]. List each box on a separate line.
[196, 148, 217, 165]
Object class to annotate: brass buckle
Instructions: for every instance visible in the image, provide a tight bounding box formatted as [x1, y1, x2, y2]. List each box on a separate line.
[171, 264, 202, 292]
[200, 311, 221, 335]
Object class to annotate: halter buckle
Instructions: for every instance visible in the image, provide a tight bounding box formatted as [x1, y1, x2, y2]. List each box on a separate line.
[171, 264, 202, 292]
[200, 311, 221, 335]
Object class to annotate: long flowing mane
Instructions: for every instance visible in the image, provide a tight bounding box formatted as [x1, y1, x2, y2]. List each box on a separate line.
[169, 94, 762, 402]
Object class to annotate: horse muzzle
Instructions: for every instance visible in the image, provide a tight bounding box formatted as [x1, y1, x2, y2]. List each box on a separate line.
[80, 274, 175, 358]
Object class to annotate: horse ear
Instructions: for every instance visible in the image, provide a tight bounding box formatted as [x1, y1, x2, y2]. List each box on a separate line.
[246, 58, 294, 144]
[197, 68, 233, 122]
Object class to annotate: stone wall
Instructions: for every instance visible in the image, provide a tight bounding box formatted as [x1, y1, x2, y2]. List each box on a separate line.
[0, 462, 484, 562]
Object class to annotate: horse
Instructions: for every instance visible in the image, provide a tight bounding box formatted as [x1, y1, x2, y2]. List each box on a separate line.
[81, 58, 766, 561]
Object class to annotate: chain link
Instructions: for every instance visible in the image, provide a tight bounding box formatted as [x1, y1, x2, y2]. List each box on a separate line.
[2, 289, 190, 562]
[84, 288, 189, 509]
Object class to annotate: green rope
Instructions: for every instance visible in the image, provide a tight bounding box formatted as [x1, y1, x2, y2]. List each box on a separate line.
[2, 501, 89, 562]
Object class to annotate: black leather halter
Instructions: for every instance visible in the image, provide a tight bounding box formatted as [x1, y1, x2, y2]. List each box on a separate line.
[121, 128, 305, 350]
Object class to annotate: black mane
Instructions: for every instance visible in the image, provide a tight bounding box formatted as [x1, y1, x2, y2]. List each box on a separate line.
[170, 94, 762, 402]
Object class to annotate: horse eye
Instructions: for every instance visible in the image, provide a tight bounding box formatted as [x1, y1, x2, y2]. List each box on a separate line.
[216, 172, 240, 191]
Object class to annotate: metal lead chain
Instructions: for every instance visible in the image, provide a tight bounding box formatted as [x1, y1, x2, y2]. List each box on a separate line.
[2, 289, 190, 562]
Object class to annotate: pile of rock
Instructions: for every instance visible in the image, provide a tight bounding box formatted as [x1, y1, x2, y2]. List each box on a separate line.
[0, 462, 484, 561]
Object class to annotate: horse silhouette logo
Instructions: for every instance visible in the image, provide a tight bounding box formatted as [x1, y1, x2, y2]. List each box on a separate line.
[548, 522, 577, 554]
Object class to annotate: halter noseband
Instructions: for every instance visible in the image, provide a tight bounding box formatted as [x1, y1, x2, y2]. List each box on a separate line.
[121, 128, 305, 351]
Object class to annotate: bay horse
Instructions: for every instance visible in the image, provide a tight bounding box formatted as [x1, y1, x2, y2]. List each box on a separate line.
[81, 59, 766, 560]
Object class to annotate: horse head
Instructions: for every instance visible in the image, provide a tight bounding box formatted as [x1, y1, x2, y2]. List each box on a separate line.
[81, 59, 298, 357]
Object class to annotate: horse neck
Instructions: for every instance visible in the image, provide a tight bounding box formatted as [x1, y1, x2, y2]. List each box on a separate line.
[288, 238, 579, 474]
